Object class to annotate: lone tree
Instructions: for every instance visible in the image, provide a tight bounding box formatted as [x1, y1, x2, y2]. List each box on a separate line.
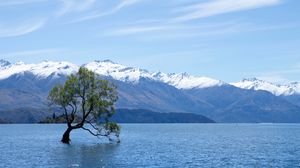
[48, 67, 120, 144]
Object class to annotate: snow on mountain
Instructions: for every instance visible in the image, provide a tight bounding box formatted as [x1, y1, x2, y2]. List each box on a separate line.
[0, 60, 79, 80]
[84, 60, 224, 89]
[231, 78, 300, 96]
[0, 59, 11, 69]
[0, 59, 225, 89]
[152, 72, 224, 89]
[285, 82, 300, 95]
[84, 60, 153, 83]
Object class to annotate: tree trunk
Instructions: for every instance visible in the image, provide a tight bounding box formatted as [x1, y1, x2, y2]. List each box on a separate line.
[61, 127, 72, 144]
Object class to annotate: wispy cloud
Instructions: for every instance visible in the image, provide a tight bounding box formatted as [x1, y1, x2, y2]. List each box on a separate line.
[70, 0, 141, 23]
[0, 20, 45, 38]
[56, 0, 96, 16]
[105, 20, 294, 39]
[0, 0, 46, 6]
[107, 26, 169, 36]
[104, 21, 233, 36]
[0, 48, 65, 58]
[173, 0, 281, 22]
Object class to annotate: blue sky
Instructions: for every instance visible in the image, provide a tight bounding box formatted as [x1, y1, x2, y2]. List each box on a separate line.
[0, 0, 299, 83]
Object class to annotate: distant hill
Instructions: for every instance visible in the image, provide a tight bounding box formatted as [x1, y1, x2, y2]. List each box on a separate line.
[111, 109, 215, 123]
[0, 118, 9, 124]
[0, 108, 51, 123]
[39, 109, 215, 124]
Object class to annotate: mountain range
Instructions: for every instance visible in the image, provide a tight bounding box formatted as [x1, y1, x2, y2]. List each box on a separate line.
[0, 59, 300, 123]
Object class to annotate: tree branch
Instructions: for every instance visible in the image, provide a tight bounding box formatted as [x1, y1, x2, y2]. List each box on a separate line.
[82, 126, 107, 137]
[63, 107, 71, 127]
[86, 120, 100, 131]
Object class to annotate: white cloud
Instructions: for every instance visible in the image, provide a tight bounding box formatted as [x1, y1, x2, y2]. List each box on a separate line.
[104, 20, 234, 36]
[0, 0, 46, 6]
[56, 0, 96, 16]
[0, 20, 45, 38]
[104, 20, 293, 38]
[0, 49, 65, 58]
[174, 0, 281, 22]
[70, 0, 141, 23]
[108, 26, 169, 36]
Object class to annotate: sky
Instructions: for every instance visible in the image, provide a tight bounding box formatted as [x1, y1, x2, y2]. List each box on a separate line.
[0, 0, 299, 83]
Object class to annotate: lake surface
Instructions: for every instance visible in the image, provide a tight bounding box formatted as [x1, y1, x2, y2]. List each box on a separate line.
[1, 124, 300, 168]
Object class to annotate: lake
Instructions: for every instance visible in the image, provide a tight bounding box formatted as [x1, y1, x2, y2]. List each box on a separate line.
[0, 124, 300, 168]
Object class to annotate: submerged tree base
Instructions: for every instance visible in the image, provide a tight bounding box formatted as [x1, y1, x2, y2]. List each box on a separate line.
[61, 128, 72, 144]
[61, 137, 71, 144]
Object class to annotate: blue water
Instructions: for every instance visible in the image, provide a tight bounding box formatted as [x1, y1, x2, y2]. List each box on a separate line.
[1, 124, 300, 168]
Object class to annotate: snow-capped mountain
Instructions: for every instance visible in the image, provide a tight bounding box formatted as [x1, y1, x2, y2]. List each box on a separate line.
[0, 59, 11, 69]
[1, 59, 300, 95]
[0, 59, 223, 89]
[83, 60, 153, 84]
[0, 60, 78, 80]
[83, 60, 224, 89]
[2, 59, 300, 123]
[153, 72, 224, 89]
[231, 78, 300, 96]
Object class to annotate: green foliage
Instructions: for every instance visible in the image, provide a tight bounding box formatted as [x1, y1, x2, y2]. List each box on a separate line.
[48, 67, 120, 141]
[40, 114, 82, 124]
[105, 122, 121, 133]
